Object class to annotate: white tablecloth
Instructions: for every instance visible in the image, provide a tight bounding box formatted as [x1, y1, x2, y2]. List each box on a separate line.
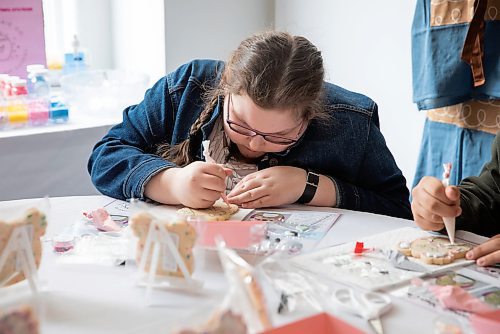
[0, 196, 476, 334]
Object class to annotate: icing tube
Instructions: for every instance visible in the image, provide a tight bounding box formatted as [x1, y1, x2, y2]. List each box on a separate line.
[441, 163, 455, 244]
[202, 140, 231, 208]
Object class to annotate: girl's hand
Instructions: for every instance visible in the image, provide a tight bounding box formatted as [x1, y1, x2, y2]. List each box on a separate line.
[227, 166, 306, 208]
[466, 235, 500, 266]
[172, 161, 231, 208]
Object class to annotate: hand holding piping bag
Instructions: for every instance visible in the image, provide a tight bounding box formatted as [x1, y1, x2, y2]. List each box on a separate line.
[441, 163, 456, 244]
[202, 140, 233, 208]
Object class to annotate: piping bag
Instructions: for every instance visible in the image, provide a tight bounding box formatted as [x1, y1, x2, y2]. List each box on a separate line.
[441, 163, 456, 244]
[202, 140, 232, 208]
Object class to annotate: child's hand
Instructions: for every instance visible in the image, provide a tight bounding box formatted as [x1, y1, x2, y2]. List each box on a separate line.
[173, 161, 230, 208]
[411, 176, 462, 231]
[227, 166, 306, 208]
[466, 235, 500, 266]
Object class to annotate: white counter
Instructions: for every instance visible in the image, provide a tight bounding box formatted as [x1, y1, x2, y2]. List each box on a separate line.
[0, 116, 120, 201]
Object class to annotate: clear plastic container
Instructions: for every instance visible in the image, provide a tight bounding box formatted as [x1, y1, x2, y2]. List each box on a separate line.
[27, 66, 50, 97]
[26, 66, 51, 126]
[60, 69, 149, 119]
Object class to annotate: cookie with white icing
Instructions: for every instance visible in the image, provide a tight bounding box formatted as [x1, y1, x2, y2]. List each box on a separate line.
[396, 241, 412, 256]
[397, 236, 472, 265]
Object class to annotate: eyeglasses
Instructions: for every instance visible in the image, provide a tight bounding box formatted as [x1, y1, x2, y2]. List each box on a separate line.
[226, 94, 304, 145]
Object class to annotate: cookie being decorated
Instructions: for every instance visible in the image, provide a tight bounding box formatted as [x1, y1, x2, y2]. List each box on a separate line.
[397, 236, 472, 265]
[396, 241, 412, 256]
[177, 200, 239, 221]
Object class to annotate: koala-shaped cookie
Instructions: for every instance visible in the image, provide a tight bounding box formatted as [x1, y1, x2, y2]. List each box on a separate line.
[0, 208, 47, 286]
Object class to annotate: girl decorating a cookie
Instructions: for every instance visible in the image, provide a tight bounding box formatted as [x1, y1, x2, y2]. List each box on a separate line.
[88, 31, 411, 219]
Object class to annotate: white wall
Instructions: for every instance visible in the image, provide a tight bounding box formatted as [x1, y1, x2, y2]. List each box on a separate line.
[43, 0, 113, 69]
[275, 0, 425, 188]
[111, 0, 166, 85]
[164, 0, 274, 73]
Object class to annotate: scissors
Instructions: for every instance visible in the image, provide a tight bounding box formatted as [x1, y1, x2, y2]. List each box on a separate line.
[332, 288, 392, 334]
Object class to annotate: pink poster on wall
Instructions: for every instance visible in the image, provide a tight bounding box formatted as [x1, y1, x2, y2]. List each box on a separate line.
[0, 0, 46, 78]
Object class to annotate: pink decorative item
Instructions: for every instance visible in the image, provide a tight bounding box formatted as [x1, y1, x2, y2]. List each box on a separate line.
[428, 285, 494, 314]
[84, 208, 122, 232]
[197, 220, 266, 249]
[469, 310, 500, 334]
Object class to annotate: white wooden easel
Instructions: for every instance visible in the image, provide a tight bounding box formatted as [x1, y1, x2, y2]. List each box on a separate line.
[137, 217, 203, 304]
[0, 225, 39, 294]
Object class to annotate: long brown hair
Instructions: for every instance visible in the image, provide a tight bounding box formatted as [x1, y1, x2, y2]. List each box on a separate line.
[157, 31, 327, 166]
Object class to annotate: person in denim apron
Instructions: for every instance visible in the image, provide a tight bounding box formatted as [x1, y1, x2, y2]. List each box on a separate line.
[88, 31, 411, 219]
[411, 0, 500, 188]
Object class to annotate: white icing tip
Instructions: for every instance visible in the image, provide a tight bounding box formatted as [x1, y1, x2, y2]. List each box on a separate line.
[399, 241, 410, 249]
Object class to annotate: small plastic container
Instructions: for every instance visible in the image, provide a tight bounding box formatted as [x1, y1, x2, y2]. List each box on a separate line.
[49, 97, 69, 123]
[26, 65, 50, 126]
[52, 234, 75, 253]
[6, 79, 29, 128]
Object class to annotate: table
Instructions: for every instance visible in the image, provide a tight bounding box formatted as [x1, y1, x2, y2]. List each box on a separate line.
[0, 196, 482, 333]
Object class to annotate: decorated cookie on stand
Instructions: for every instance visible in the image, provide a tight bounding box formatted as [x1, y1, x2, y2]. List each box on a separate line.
[0, 208, 47, 287]
[131, 212, 197, 278]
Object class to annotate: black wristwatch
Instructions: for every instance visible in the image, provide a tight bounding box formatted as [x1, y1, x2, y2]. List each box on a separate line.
[297, 169, 320, 204]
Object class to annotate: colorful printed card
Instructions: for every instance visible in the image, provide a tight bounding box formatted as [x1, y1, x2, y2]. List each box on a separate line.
[0, 0, 46, 77]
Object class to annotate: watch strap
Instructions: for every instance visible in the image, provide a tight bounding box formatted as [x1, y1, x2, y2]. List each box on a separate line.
[297, 169, 319, 204]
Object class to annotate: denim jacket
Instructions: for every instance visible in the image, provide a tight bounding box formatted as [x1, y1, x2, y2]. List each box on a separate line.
[88, 59, 411, 219]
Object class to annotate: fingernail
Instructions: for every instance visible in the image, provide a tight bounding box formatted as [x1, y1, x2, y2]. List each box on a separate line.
[466, 251, 473, 259]
[477, 258, 485, 266]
